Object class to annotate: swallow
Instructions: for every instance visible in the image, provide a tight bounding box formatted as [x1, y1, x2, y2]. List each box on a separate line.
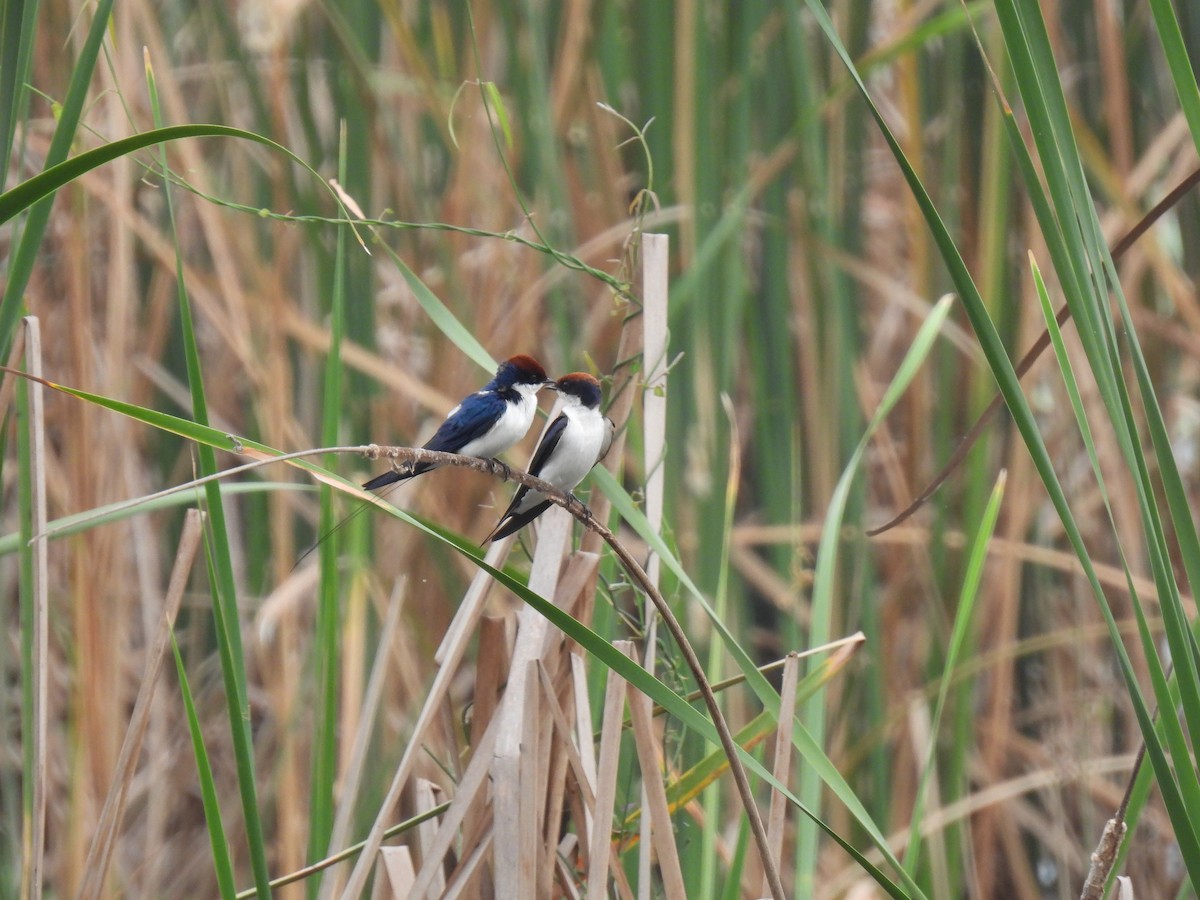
[363, 354, 552, 490]
[485, 372, 611, 542]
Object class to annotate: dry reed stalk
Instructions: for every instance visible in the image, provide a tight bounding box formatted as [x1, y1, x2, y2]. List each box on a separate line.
[77, 508, 204, 900]
[638, 229, 670, 893]
[441, 824, 494, 898]
[570, 650, 599, 845]
[413, 779, 446, 896]
[406, 715, 501, 898]
[459, 612, 510, 889]
[24, 317, 49, 900]
[640, 233, 670, 579]
[370, 845, 414, 900]
[536, 658, 600, 811]
[320, 581, 406, 899]
[586, 639, 636, 899]
[490, 510, 571, 895]
[337, 537, 517, 899]
[906, 694, 950, 895]
[626, 673, 687, 899]
[483, 438, 577, 882]
[555, 833, 583, 900]
[539, 700, 573, 898]
[762, 652, 799, 899]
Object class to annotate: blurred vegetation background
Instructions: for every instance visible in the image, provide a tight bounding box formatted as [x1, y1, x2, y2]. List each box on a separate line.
[3, 0, 1200, 897]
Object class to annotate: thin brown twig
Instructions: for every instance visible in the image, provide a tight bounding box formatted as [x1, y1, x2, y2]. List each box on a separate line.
[365, 443, 787, 900]
[867, 163, 1200, 537]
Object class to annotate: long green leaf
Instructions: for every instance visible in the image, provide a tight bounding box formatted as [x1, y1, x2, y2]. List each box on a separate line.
[904, 471, 1005, 872]
[172, 633, 237, 900]
[0, 483, 310, 555]
[1146, 0, 1200, 154]
[592, 464, 921, 893]
[810, 0, 1200, 881]
[0, 0, 39, 191]
[148, 64, 273, 896]
[0, 0, 113, 355]
[308, 125, 350, 891]
[996, 0, 1200, 875]
[0, 124, 322, 225]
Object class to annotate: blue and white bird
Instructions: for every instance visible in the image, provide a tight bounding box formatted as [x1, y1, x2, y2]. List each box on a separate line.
[363, 354, 552, 491]
[485, 372, 613, 542]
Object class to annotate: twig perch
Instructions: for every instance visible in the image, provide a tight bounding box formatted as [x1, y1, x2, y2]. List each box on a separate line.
[365, 442, 786, 900]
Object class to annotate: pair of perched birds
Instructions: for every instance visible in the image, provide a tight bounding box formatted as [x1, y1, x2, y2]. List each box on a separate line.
[362, 355, 613, 542]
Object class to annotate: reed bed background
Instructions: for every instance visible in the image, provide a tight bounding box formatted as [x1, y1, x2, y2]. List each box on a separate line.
[3, 0, 1200, 897]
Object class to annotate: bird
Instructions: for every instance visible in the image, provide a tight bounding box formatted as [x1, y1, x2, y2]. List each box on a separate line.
[362, 354, 552, 491]
[485, 372, 612, 542]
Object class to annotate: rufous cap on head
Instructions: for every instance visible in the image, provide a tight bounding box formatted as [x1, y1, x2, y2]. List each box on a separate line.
[497, 354, 549, 385]
[554, 372, 602, 408]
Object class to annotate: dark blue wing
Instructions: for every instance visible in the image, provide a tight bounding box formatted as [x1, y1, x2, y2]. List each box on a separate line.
[483, 413, 569, 542]
[524, 413, 569, 477]
[364, 391, 506, 488]
[423, 391, 507, 453]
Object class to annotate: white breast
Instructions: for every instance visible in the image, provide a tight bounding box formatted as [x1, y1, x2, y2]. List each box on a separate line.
[531, 405, 607, 498]
[457, 389, 538, 460]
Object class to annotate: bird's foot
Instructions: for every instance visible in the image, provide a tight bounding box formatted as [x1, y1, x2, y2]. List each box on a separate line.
[565, 493, 593, 526]
[489, 458, 514, 481]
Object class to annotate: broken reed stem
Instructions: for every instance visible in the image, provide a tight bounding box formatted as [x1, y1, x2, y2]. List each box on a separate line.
[1079, 728, 1147, 899]
[365, 443, 787, 900]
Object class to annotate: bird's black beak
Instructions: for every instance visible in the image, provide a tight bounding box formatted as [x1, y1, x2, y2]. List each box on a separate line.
[543, 380, 558, 390]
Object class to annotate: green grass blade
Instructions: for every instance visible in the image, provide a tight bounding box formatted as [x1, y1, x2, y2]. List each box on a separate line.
[698, 400, 743, 896]
[1146, 0, 1200, 153]
[0, 124, 331, 225]
[904, 471, 1005, 873]
[0, 0, 113, 355]
[0, 483, 311, 555]
[1028, 256, 1104, 487]
[147, 60, 273, 897]
[308, 126, 351, 892]
[172, 632, 237, 900]
[808, 0, 1200, 881]
[797, 293, 954, 893]
[370, 239, 496, 373]
[0, 0, 39, 190]
[995, 0, 1200, 872]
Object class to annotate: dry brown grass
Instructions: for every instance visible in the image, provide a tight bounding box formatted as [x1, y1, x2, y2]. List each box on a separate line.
[5, 0, 1200, 897]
